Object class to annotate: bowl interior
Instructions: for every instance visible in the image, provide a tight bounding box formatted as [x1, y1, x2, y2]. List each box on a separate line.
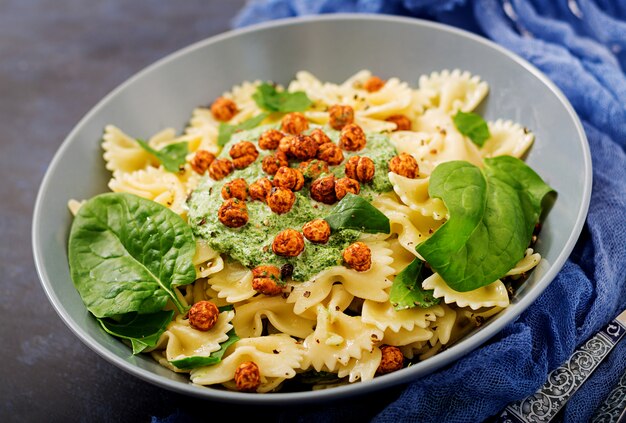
[32, 15, 591, 404]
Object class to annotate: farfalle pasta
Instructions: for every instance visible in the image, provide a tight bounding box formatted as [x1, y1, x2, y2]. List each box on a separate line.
[67, 69, 553, 393]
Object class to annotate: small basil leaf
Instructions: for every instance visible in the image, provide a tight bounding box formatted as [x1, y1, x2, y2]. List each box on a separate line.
[136, 139, 188, 173]
[452, 111, 490, 147]
[98, 310, 174, 354]
[415, 157, 554, 292]
[169, 329, 239, 370]
[252, 82, 312, 113]
[324, 193, 390, 234]
[218, 305, 234, 312]
[68, 193, 197, 316]
[218, 113, 268, 146]
[390, 258, 439, 310]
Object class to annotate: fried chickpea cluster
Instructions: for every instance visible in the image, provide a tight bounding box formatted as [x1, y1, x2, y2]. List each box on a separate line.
[208, 158, 234, 181]
[343, 241, 371, 272]
[386, 114, 412, 131]
[190, 150, 216, 175]
[289, 135, 318, 161]
[272, 228, 305, 257]
[258, 129, 283, 150]
[234, 361, 261, 392]
[317, 142, 344, 166]
[310, 128, 332, 147]
[339, 123, 367, 151]
[299, 159, 329, 179]
[302, 219, 331, 244]
[328, 104, 354, 130]
[335, 177, 360, 200]
[210, 96, 238, 122]
[218, 198, 248, 228]
[389, 153, 419, 179]
[267, 187, 296, 214]
[262, 151, 289, 175]
[345, 156, 375, 183]
[376, 345, 404, 375]
[230, 141, 259, 170]
[273, 166, 304, 191]
[248, 177, 272, 202]
[188, 300, 219, 331]
[310, 174, 337, 204]
[363, 76, 385, 93]
[281, 112, 309, 135]
[251, 265, 283, 296]
[221, 178, 248, 201]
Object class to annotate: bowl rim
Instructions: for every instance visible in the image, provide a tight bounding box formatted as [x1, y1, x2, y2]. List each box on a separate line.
[32, 13, 592, 404]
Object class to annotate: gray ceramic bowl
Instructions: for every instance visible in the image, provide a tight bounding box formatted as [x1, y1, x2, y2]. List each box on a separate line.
[32, 15, 591, 404]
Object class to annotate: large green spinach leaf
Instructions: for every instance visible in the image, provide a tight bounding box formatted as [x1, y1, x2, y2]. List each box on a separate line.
[389, 258, 439, 310]
[68, 193, 196, 317]
[169, 329, 239, 370]
[98, 310, 174, 354]
[324, 193, 390, 234]
[415, 156, 554, 292]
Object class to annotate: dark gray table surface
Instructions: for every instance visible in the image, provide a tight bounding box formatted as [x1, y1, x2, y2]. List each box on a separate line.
[0, 1, 403, 421]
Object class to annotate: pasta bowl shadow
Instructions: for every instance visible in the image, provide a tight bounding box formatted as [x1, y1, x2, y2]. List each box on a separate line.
[32, 15, 591, 403]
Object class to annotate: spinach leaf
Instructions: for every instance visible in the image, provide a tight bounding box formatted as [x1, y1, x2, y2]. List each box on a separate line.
[136, 139, 188, 173]
[98, 310, 174, 354]
[217, 113, 268, 147]
[324, 193, 390, 234]
[169, 329, 239, 370]
[415, 157, 554, 292]
[68, 192, 197, 317]
[452, 111, 490, 147]
[389, 258, 439, 310]
[252, 82, 312, 113]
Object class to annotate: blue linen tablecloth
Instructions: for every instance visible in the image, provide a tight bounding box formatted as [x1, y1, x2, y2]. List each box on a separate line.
[231, 1, 626, 421]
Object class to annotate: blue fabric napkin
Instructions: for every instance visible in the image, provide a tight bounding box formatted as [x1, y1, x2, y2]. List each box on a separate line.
[231, 1, 626, 422]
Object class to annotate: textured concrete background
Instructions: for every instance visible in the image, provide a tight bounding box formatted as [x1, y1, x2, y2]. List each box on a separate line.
[0, 1, 403, 421]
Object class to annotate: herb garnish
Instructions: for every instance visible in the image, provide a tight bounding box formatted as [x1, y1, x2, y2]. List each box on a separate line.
[389, 258, 439, 310]
[252, 82, 312, 113]
[324, 193, 390, 234]
[169, 329, 239, 370]
[217, 113, 268, 147]
[136, 139, 188, 173]
[415, 156, 554, 292]
[452, 111, 490, 147]
[98, 310, 174, 354]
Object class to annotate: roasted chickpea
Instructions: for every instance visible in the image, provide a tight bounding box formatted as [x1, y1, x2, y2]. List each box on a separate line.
[281, 112, 309, 135]
[389, 153, 419, 179]
[364, 76, 385, 93]
[345, 156, 375, 183]
[208, 158, 234, 181]
[316, 142, 344, 166]
[210, 96, 238, 122]
[251, 265, 283, 296]
[376, 345, 404, 375]
[335, 177, 360, 200]
[309, 128, 332, 147]
[190, 150, 216, 175]
[310, 174, 337, 205]
[273, 166, 304, 191]
[261, 151, 289, 175]
[289, 134, 318, 161]
[266, 187, 296, 214]
[339, 123, 366, 151]
[272, 228, 305, 257]
[258, 129, 283, 150]
[302, 219, 331, 244]
[343, 241, 371, 272]
[188, 300, 220, 331]
[248, 177, 272, 202]
[218, 198, 248, 228]
[278, 135, 296, 156]
[230, 141, 259, 170]
[234, 361, 261, 392]
[328, 104, 354, 130]
[221, 178, 248, 201]
[299, 159, 329, 179]
[386, 114, 412, 131]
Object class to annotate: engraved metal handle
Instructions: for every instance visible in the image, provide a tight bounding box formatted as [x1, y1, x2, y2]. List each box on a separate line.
[496, 311, 626, 423]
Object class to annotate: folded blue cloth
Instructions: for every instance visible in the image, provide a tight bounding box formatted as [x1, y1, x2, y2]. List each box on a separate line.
[232, 1, 626, 422]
